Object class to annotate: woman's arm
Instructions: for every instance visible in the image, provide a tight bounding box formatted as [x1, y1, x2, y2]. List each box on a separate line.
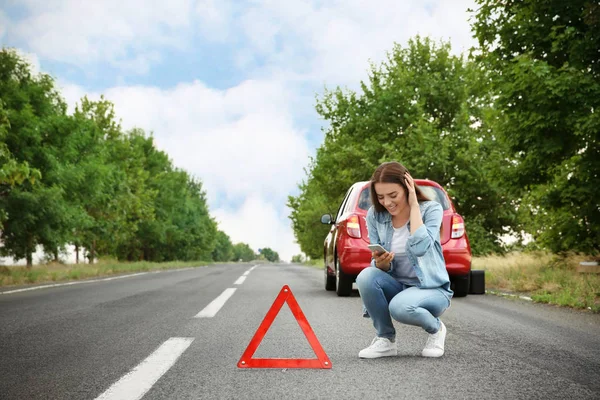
[404, 172, 424, 234]
[409, 201, 424, 235]
[366, 207, 393, 271]
[407, 202, 443, 257]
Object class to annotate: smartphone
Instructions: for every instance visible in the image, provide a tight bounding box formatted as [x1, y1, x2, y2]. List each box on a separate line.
[368, 244, 388, 254]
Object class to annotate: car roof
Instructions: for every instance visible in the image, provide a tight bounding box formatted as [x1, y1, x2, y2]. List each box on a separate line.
[353, 178, 454, 212]
[357, 179, 444, 190]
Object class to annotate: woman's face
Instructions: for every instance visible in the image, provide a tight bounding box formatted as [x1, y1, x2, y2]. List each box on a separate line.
[374, 182, 408, 216]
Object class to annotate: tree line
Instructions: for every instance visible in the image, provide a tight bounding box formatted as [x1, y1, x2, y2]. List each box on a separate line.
[0, 49, 280, 266]
[288, 0, 599, 259]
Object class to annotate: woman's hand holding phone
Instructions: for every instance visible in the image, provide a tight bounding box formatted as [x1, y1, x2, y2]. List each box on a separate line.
[372, 249, 394, 272]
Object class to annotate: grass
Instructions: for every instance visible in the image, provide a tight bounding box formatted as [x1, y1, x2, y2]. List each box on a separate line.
[0, 259, 217, 288]
[301, 251, 600, 312]
[302, 258, 323, 269]
[473, 251, 600, 312]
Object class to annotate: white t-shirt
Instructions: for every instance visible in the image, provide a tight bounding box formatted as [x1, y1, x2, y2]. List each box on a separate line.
[390, 223, 419, 285]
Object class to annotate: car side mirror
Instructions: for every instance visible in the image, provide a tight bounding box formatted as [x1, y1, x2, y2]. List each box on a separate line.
[320, 214, 333, 224]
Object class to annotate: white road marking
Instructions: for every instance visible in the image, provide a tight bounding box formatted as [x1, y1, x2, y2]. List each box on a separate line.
[243, 265, 259, 276]
[237, 265, 258, 281]
[234, 276, 246, 285]
[487, 290, 533, 302]
[194, 288, 237, 318]
[0, 273, 150, 295]
[0, 267, 204, 295]
[95, 337, 194, 400]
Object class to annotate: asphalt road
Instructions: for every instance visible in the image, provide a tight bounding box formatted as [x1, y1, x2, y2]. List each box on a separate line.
[1, 263, 599, 400]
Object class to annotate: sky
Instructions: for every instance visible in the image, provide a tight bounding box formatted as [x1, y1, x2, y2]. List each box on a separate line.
[0, 0, 478, 262]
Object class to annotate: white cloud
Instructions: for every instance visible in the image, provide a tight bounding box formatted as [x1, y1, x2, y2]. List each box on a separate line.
[59, 81, 87, 112]
[58, 78, 309, 261]
[213, 195, 299, 261]
[233, 0, 478, 85]
[194, 0, 235, 41]
[10, 0, 194, 72]
[8, 0, 477, 83]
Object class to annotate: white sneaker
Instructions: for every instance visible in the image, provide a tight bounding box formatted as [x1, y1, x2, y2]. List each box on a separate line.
[422, 320, 447, 358]
[358, 337, 397, 359]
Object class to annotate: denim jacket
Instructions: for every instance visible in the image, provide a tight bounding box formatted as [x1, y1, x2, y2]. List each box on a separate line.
[366, 200, 453, 298]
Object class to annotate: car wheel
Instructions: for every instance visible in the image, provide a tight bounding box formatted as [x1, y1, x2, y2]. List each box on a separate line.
[335, 257, 353, 297]
[452, 274, 470, 297]
[325, 263, 336, 291]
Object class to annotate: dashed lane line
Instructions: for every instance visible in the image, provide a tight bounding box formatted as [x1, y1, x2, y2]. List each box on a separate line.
[94, 337, 194, 400]
[193, 265, 258, 317]
[234, 276, 247, 285]
[194, 288, 237, 318]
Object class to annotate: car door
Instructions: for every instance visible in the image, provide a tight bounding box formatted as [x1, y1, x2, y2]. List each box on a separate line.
[325, 187, 353, 270]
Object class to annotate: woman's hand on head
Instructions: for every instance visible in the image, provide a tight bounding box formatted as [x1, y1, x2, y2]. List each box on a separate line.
[405, 172, 419, 208]
[373, 251, 394, 271]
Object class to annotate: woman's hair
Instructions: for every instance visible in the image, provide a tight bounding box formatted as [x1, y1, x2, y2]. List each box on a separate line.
[370, 161, 430, 213]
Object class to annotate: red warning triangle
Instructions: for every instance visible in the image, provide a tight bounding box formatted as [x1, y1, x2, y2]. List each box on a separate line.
[237, 285, 332, 369]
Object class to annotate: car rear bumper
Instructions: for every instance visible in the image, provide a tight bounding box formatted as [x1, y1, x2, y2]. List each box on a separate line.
[337, 238, 472, 278]
[339, 243, 371, 276]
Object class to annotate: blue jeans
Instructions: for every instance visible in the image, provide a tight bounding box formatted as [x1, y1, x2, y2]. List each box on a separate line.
[356, 267, 451, 339]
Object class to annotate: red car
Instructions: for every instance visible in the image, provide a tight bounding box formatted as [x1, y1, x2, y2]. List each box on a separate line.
[321, 180, 473, 297]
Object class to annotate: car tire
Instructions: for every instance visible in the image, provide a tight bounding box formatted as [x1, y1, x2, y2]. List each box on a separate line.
[469, 270, 485, 294]
[325, 264, 336, 291]
[335, 257, 353, 297]
[452, 274, 470, 297]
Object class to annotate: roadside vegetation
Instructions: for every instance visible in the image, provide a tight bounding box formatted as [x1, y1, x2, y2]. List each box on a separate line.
[300, 252, 600, 313]
[0, 259, 212, 288]
[475, 252, 600, 312]
[0, 257, 282, 288]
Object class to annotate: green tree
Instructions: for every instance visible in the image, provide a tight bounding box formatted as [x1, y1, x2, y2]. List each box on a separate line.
[291, 254, 305, 263]
[0, 101, 42, 226]
[0, 101, 41, 189]
[0, 48, 73, 266]
[290, 37, 516, 257]
[288, 178, 332, 259]
[102, 129, 156, 261]
[232, 243, 256, 262]
[471, 0, 600, 253]
[212, 230, 234, 262]
[121, 132, 217, 262]
[259, 247, 279, 262]
[59, 96, 127, 263]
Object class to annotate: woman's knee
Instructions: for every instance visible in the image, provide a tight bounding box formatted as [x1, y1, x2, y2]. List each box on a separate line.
[356, 267, 382, 290]
[389, 300, 416, 323]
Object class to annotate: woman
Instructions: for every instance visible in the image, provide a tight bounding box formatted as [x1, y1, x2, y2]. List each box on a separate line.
[356, 161, 453, 359]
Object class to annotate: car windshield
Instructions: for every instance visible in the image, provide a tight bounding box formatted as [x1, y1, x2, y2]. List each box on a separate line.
[357, 187, 372, 210]
[419, 186, 451, 210]
[357, 185, 451, 211]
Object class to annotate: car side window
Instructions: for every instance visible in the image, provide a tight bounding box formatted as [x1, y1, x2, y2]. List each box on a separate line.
[357, 187, 372, 210]
[336, 188, 353, 222]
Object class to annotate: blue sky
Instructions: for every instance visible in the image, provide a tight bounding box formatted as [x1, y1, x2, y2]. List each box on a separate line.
[0, 0, 477, 261]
